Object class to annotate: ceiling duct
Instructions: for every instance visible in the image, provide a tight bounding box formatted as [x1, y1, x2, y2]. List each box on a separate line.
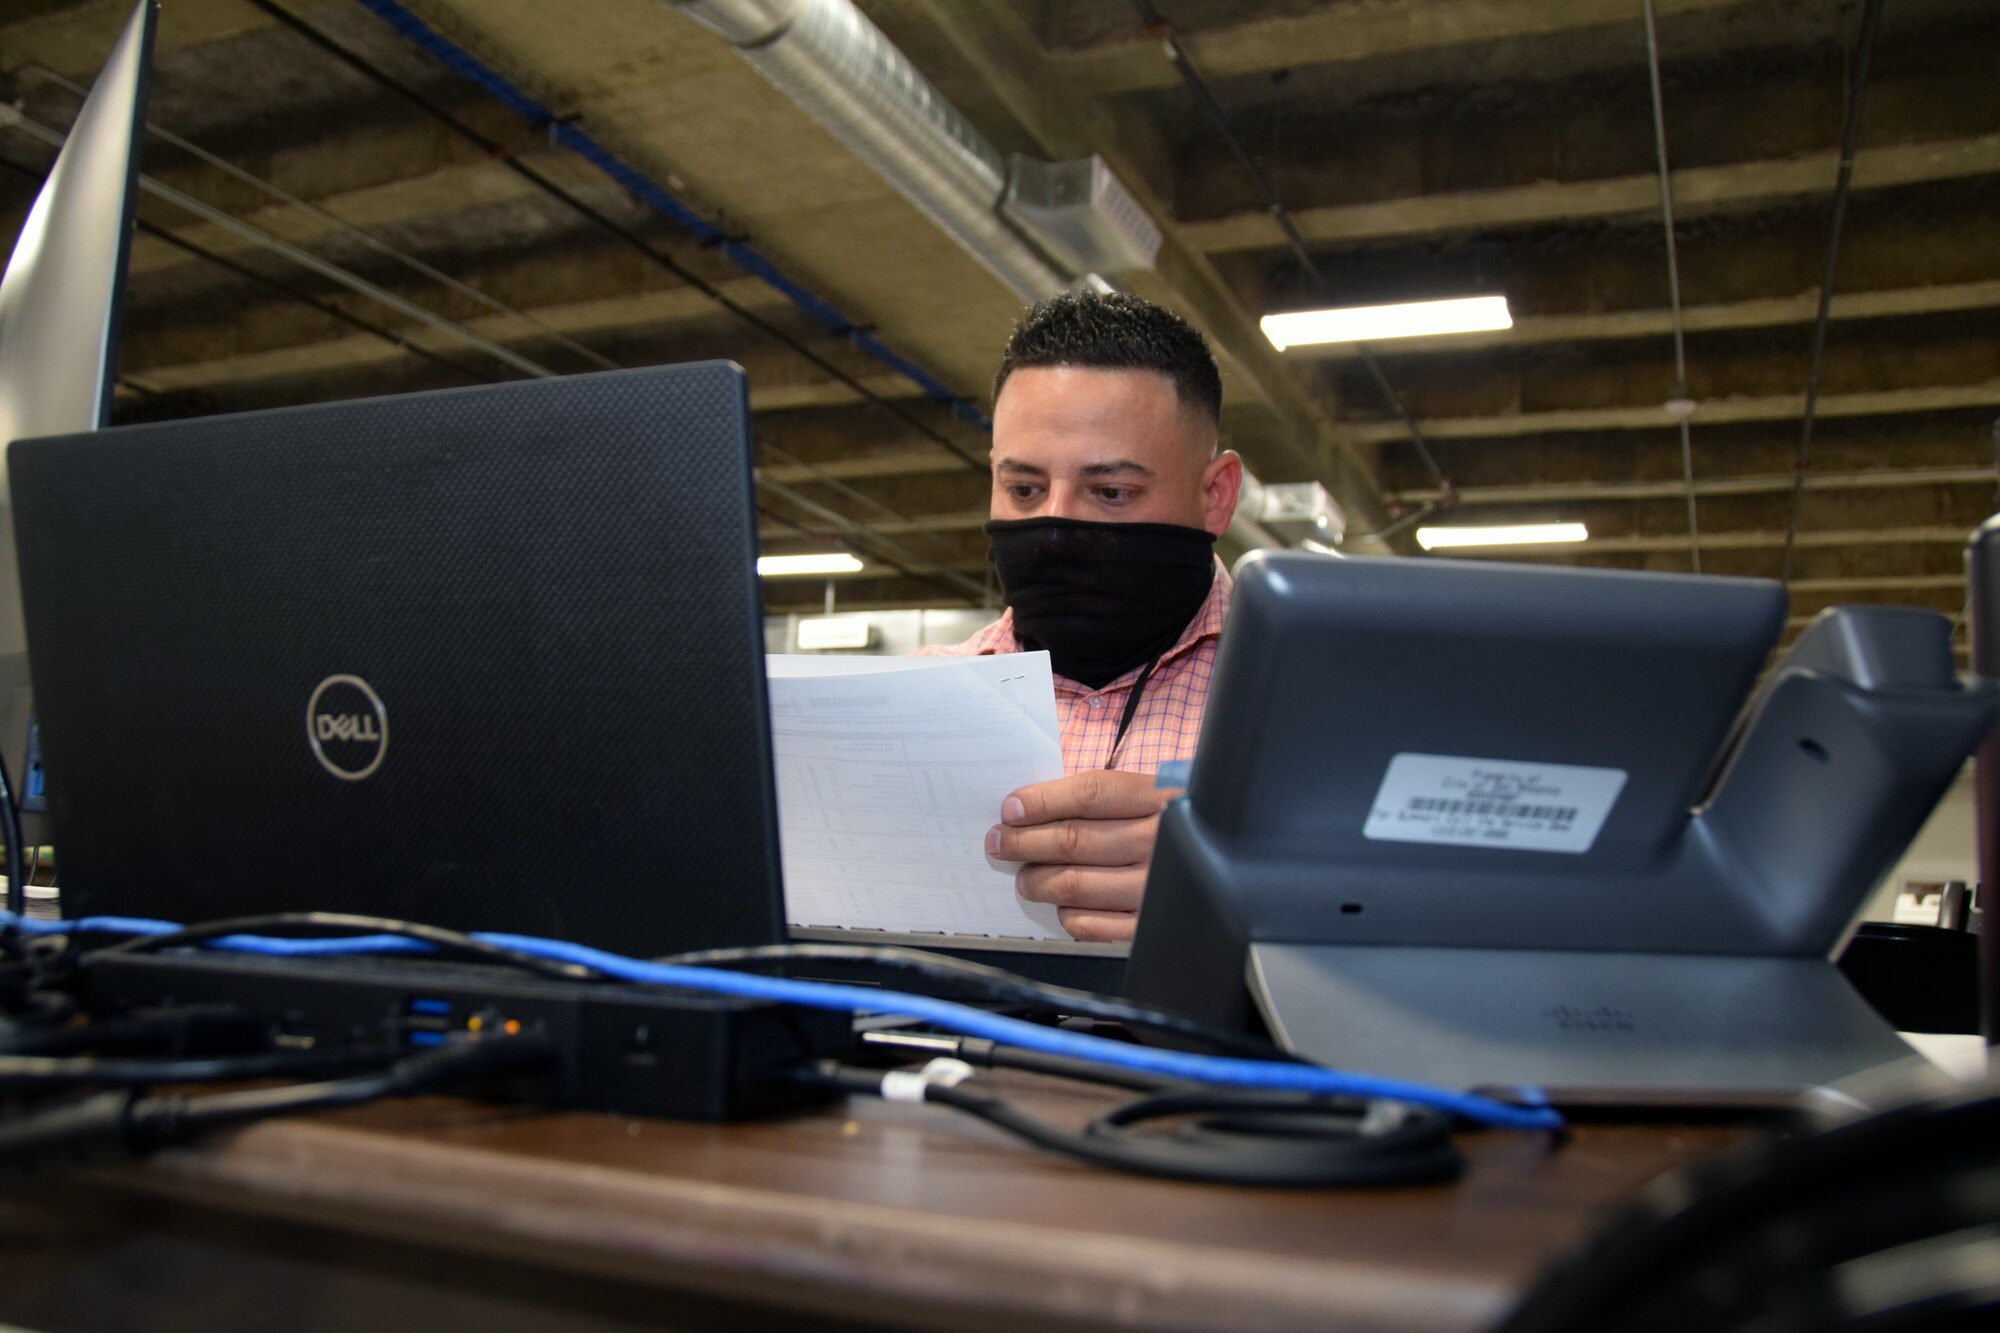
[670, 0, 1156, 301]
[1002, 154, 1161, 278]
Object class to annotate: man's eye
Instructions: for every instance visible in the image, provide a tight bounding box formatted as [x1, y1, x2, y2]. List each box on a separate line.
[1094, 487, 1134, 504]
[1005, 483, 1041, 499]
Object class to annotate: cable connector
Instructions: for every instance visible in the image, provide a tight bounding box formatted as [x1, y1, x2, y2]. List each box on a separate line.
[878, 1057, 975, 1104]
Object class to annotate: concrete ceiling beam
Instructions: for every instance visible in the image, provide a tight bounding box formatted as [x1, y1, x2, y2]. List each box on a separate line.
[1427, 484, 1990, 541]
[1186, 134, 2000, 252]
[122, 314, 921, 409]
[1787, 586, 1960, 618]
[758, 453, 974, 487]
[121, 151, 601, 278]
[760, 507, 988, 542]
[1396, 466, 1998, 507]
[1337, 381, 2000, 446]
[0, 0, 285, 77]
[1379, 414, 2000, 493]
[761, 592, 978, 613]
[1784, 574, 1966, 594]
[1040, 0, 1761, 96]
[1445, 525, 1972, 556]
[1286, 281, 2000, 361]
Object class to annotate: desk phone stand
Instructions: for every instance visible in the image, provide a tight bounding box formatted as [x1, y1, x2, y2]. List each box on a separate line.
[1125, 553, 1997, 1106]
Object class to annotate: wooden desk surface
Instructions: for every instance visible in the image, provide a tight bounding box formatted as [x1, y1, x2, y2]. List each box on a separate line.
[0, 1073, 1743, 1333]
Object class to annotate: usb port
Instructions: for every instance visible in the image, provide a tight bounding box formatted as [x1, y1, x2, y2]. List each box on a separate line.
[403, 997, 453, 1039]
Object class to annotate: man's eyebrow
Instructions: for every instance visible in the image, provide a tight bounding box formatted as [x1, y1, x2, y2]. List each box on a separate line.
[1078, 460, 1155, 479]
[993, 458, 1048, 476]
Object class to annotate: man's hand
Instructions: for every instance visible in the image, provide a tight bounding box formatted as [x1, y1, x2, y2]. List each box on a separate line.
[984, 769, 1176, 943]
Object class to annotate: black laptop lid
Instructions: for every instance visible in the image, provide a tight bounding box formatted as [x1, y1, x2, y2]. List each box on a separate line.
[10, 363, 783, 955]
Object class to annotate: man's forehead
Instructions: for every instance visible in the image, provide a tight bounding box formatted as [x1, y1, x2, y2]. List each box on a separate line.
[995, 363, 1179, 412]
[994, 455, 1156, 476]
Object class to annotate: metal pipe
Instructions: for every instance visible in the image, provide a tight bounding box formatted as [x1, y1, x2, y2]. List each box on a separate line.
[1780, 0, 1885, 585]
[674, 0, 1067, 302]
[1641, 0, 1701, 574]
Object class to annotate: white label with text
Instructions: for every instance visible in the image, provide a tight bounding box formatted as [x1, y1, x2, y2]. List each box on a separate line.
[1362, 753, 1626, 854]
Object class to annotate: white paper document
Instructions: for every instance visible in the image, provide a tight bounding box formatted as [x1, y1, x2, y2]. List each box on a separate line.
[766, 652, 1067, 940]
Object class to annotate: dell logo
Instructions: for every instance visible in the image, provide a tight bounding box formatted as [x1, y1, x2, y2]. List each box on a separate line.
[307, 674, 388, 781]
[315, 714, 380, 744]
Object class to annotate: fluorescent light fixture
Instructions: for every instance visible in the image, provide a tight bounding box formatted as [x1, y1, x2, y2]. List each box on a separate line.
[796, 615, 874, 650]
[757, 553, 864, 577]
[1416, 522, 1588, 550]
[1262, 295, 1512, 350]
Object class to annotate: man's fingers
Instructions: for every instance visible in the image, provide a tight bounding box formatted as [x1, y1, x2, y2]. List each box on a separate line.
[1056, 907, 1138, 943]
[1015, 862, 1146, 914]
[988, 815, 1158, 867]
[1003, 768, 1167, 825]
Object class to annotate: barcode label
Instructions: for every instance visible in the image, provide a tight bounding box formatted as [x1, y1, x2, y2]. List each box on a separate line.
[1405, 797, 1578, 823]
[1364, 754, 1626, 854]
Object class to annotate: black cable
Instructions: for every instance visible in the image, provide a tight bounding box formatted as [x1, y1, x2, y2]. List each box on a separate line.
[1498, 1080, 2000, 1332]
[0, 153, 498, 388]
[0, 746, 23, 923]
[93, 911, 602, 982]
[659, 942, 1292, 1060]
[133, 217, 501, 386]
[242, 0, 988, 477]
[795, 1059, 1462, 1187]
[0, 1030, 553, 1167]
[860, 1030, 1175, 1091]
[0, 1004, 265, 1057]
[0, 988, 73, 1037]
[0, 746, 38, 1009]
[1131, 0, 1452, 501]
[1779, 0, 1885, 585]
[921, 1034, 1181, 1093]
[0, 1044, 405, 1091]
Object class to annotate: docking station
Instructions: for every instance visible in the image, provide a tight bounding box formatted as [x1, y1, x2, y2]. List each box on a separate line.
[80, 951, 856, 1121]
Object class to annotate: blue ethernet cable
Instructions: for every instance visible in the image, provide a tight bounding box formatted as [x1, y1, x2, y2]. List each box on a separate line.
[3, 912, 1562, 1132]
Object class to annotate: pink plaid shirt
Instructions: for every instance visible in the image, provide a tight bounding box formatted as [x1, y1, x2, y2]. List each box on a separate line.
[917, 563, 1232, 777]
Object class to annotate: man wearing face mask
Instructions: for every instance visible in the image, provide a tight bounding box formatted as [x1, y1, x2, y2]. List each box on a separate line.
[917, 292, 1241, 943]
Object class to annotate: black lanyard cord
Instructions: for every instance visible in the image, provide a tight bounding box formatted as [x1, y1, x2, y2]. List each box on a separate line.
[1104, 657, 1162, 770]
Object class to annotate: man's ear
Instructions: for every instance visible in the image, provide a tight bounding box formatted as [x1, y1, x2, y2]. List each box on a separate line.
[1200, 449, 1243, 537]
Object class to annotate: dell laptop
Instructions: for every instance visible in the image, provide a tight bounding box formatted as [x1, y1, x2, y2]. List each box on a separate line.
[11, 363, 785, 957]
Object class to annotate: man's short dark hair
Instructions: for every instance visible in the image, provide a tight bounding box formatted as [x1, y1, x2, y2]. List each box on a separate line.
[994, 291, 1222, 426]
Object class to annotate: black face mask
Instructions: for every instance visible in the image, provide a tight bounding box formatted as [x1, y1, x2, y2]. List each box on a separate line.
[985, 517, 1217, 689]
